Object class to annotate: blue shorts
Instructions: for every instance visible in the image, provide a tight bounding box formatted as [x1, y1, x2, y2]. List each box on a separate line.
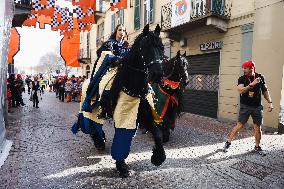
[238, 104, 263, 126]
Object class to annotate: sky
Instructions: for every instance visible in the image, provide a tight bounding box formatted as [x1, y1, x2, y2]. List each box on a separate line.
[14, 25, 62, 69]
[13, 0, 74, 73]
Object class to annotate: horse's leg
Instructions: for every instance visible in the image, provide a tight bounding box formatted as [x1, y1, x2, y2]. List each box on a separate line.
[148, 123, 166, 166]
[111, 127, 136, 177]
[161, 115, 171, 143]
[139, 99, 166, 166]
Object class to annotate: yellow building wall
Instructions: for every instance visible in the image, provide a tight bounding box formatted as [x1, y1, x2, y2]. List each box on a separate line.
[230, 0, 255, 18]
[170, 25, 242, 121]
[252, 0, 284, 129]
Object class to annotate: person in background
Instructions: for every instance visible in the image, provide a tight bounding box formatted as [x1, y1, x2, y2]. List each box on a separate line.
[15, 74, 25, 106]
[31, 76, 41, 108]
[65, 78, 73, 102]
[7, 80, 12, 113]
[223, 60, 273, 154]
[39, 78, 45, 94]
[58, 77, 65, 102]
[25, 75, 32, 94]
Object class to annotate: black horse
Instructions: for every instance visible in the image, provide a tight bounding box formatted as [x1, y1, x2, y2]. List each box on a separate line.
[152, 50, 189, 142]
[105, 24, 166, 177]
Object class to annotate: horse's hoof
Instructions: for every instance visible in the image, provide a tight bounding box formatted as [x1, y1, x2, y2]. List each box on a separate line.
[151, 145, 166, 166]
[116, 160, 130, 178]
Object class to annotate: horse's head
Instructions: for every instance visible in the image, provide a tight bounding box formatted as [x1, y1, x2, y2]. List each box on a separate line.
[132, 24, 164, 83]
[165, 50, 189, 87]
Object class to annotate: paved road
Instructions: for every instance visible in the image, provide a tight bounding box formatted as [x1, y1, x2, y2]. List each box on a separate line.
[1, 91, 283, 188]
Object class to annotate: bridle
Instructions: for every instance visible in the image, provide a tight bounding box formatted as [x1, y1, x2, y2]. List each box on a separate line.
[164, 56, 188, 83]
[123, 36, 164, 74]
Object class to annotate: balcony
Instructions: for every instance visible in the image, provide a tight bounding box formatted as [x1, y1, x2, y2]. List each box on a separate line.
[78, 49, 91, 64]
[13, 0, 33, 27]
[94, 10, 105, 21]
[161, 0, 232, 40]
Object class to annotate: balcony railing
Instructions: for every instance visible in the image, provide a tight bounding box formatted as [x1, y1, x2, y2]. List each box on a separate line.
[161, 0, 232, 31]
[79, 49, 91, 64]
[14, 0, 32, 7]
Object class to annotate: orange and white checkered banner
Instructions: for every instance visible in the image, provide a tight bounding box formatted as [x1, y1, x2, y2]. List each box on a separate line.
[110, 0, 127, 11]
[32, 0, 55, 17]
[72, 0, 96, 10]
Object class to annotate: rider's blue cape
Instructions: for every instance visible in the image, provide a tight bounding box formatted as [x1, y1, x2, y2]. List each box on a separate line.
[81, 54, 119, 112]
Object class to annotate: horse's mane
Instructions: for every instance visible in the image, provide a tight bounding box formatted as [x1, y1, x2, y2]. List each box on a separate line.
[109, 31, 161, 112]
[163, 54, 188, 117]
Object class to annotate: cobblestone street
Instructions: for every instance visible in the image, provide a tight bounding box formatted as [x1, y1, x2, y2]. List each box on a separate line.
[0, 91, 283, 189]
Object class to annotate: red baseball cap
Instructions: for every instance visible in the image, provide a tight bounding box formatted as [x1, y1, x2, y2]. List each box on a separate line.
[242, 60, 255, 72]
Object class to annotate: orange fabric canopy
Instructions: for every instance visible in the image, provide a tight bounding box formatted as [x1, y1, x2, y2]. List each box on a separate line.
[60, 29, 81, 67]
[111, 0, 127, 11]
[72, 0, 96, 9]
[37, 15, 51, 29]
[8, 28, 20, 64]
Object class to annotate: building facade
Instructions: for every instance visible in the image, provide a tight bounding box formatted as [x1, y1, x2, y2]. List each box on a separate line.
[79, 0, 284, 132]
[0, 0, 14, 165]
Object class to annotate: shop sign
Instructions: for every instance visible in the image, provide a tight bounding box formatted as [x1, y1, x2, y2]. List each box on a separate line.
[200, 41, 223, 51]
[171, 0, 191, 27]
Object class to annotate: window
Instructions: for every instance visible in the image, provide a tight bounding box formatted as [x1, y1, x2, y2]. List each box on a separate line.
[86, 65, 90, 79]
[134, 0, 140, 30]
[111, 14, 116, 33]
[97, 22, 105, 47]
[111, 9, 124, 33]
[87, 32, 90, 58]
[98, 0, 103, 12]
[144, 0, 154, 25]
[118, 9, 124, 25]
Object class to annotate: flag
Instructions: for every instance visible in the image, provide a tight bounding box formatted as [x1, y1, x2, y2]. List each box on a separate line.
[23, 14, 37, 28]
[60, 29, 81, 67]
[72, 0, 96, 9]
[37, 14, 51, 29]
[32, 0, 55, 17]
[8, 28, 20, 64]
[110, 0, 127, 10]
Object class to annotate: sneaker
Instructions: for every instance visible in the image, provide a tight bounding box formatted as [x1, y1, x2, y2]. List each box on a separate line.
[254, 146, 266, 156]
[223, 141, 231, 152]
[116, 160, 129, 178]
[254, 146, 263, 152]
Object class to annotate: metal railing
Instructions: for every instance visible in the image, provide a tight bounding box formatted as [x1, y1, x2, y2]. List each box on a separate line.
[14, 0, 33, 6]
[161, 0, 232, 30]
[79, 48, 91, 60]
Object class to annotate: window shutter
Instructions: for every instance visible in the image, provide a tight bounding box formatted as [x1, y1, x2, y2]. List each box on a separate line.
[120, 9, 124, 25]
[111, 14, 115, 33]
[149, 0, 154, 23]
[134, 0, 140, 30]
[99, 0, 103, 12]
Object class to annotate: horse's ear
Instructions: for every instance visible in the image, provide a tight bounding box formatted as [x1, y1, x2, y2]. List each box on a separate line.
[143, 24, 149, 36]
[177, 50, 180, 56]
[183, 51, 186, 56]
[154, 24, 161, 36]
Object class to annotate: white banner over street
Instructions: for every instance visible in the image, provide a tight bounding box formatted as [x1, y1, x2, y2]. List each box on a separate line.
[171, 0, 191, 28]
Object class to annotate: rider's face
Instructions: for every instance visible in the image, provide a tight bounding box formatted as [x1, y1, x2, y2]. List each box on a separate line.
[116, 26, 126, 42]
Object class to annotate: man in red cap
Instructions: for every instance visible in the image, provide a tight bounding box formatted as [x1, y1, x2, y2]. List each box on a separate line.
[223, 60, 273, 154]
